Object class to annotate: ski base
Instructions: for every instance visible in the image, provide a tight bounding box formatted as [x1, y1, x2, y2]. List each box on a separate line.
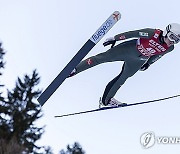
[38, 11, 121, 106]
[54, 94, 180, 118]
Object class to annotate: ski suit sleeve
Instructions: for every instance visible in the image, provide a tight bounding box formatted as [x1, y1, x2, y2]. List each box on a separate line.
[145, 45, 174, 65]
[114, 28, 155, 41]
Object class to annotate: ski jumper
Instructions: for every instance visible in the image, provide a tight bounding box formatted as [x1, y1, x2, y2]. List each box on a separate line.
[74, 28, 174, 105]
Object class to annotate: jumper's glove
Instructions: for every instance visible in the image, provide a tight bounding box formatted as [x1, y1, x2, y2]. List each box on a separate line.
[103, 37, 116, 48]
[140, 63, 150, 71]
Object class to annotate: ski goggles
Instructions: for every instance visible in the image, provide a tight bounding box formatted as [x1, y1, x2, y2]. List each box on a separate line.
[167, 32, 180, 44]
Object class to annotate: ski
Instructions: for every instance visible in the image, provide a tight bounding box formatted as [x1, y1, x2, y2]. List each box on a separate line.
[38, 11, 121, 106]
[54, 94, 180, 118]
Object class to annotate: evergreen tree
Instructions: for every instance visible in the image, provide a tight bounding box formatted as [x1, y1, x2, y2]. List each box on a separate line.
[59, 142, 85, 154]
[0, 42, 52, 154]
[5, 70, 43, 153]
[0, 42, 5, 100]
[0, 41, 85, 154]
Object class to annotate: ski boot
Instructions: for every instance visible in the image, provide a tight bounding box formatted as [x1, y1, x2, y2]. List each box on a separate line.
[99, 97, 127, 108]
[68, 68, 76, 78]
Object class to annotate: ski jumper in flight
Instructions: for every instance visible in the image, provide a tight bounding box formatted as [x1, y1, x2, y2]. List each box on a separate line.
[69, 23, 180, 107]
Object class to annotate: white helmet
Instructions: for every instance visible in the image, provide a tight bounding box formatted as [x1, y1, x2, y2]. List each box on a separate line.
[163, 23, 180, 44]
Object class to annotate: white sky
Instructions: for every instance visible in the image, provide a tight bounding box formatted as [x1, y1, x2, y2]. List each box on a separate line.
[0, 0, 180, 153]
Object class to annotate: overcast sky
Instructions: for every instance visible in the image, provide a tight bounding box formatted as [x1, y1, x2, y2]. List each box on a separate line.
[0, 0, 180, 153]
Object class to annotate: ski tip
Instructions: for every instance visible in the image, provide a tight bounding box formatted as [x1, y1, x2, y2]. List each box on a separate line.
[113, 11, 121, 20]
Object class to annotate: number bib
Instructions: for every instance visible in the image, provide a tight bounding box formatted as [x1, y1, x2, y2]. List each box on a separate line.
[137, 29, 169, 57]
